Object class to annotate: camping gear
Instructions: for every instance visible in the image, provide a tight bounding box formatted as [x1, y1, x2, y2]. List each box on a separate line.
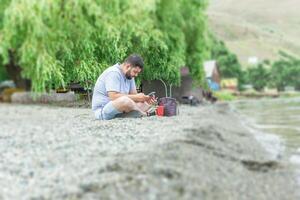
[181, 95, 200, 106]
[157, 80, 179, 117]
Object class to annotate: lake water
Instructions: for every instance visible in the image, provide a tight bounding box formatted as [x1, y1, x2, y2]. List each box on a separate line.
[232, 97, 300, 165]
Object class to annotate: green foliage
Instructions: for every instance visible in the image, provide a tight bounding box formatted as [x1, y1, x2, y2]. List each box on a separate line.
[0, 0, 11, 81]
[214, 91, 236, 101]
[0, 0, 209, 92]
[270, 53, 300, 91]
[0, 0, 11, 28]
[181, 0, 210, 86]
[210, 35, 244, 88]
[270, 60, 289, 91]
[246, 64, 270, 91]
[0, 56, 8, 81]
[243, 51, 300, 92]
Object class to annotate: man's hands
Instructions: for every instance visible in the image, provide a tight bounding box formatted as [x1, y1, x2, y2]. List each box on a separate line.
[146, 95, 157, 105]
[135, 93, 158, 113]
[135, 93, 157, 105]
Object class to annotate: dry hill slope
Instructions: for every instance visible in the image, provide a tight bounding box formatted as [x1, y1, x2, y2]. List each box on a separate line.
[207, 0, 300, 66]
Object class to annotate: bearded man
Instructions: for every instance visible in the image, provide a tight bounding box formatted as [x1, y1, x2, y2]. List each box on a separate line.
[92, 54, 156, 120]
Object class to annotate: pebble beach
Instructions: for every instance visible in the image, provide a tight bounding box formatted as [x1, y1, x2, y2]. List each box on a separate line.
[0, 103, 298, 200]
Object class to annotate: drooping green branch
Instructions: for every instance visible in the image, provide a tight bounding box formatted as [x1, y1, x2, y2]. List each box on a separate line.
[0, 0, 210, 91]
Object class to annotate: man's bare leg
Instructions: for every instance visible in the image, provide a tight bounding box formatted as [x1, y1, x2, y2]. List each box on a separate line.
[111, 96, 146, 115]
[136, 102, 151, 112]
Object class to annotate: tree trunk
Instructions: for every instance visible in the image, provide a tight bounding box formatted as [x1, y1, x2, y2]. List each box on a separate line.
[4, 49, 31, 90]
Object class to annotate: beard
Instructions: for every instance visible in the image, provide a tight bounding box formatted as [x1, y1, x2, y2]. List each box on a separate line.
[125, 69, 133, 80]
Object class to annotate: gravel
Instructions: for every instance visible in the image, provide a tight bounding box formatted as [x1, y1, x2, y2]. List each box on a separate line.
[0, 103, 298, 200]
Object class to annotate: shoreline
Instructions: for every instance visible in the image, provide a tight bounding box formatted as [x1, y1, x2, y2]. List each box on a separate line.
[228, 102, 284, 160]
[214, 90, 300, 102]
[0, 103, 298, 199]
[230, 97, 300, 188]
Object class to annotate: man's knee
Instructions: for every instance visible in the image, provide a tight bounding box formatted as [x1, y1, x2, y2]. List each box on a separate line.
[117, 96, 134, 105]
[113, 96, 135, 112]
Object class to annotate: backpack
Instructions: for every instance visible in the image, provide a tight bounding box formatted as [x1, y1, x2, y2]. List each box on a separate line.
[157, 80, 179, 116]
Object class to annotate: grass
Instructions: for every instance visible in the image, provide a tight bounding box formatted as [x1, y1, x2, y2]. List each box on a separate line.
[214, 90, 236, 101]
[280, 91, 300, 98]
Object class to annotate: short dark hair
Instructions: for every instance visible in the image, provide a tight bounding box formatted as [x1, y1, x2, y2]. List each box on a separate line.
[124, 54, 144, 69]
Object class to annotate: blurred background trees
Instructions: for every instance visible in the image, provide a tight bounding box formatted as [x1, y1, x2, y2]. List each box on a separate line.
[0, 0, 210, 92]
[244, 52, 300, 91]
[270, 52, 300, 91]
[0, 0, 11, 82]
[209, 35, 245, 89]
[246, 63, 270, 91]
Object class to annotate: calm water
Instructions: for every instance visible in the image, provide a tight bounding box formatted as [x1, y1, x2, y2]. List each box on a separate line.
[232, 97, 300, 164]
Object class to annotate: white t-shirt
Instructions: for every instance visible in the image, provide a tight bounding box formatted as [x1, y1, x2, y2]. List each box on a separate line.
[91, 63, 136, 111]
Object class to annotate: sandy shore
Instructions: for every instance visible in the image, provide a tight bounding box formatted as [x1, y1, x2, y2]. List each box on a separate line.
[0, 103, 298, 200]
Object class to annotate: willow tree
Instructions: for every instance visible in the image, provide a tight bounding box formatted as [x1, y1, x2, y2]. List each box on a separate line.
[181, 0, 210, 85]
[0, 0, 11, 81]
[0, 0, 209, 92]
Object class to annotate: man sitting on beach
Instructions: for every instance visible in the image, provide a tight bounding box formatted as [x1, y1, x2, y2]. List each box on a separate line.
[92, 54, 156, 120]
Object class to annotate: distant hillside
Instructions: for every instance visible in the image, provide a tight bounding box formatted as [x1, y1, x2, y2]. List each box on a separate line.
[207, 0, 300, 66]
